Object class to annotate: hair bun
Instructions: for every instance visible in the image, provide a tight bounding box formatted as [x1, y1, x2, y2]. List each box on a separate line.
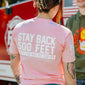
[40, 0, 48, 9]
[36, 0, 48, 9]
[35, 0, 60, 13]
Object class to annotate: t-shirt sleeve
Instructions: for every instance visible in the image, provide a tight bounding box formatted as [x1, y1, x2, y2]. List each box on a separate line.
[10, 30, 19, 54]
[62, 32, 75, 62]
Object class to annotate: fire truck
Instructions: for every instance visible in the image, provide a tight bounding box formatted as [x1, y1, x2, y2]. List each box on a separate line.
[0, 0, 38, 84]
[0, 0, 78, 85]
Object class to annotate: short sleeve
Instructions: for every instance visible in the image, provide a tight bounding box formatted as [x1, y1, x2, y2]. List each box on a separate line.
[10, 31, 19, 54]
[62, 32, 75, 62]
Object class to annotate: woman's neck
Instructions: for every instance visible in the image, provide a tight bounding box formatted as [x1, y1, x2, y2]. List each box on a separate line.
[37, 12, 52, 20]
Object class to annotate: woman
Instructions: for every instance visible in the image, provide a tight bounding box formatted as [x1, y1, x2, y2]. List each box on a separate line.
[10, 0, 76, 85]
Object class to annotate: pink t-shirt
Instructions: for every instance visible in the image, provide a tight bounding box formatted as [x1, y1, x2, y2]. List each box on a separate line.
[10, 17, 75, 85]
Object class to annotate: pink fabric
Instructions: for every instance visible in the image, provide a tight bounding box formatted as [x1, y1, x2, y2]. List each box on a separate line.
[10, 17, 75, 85]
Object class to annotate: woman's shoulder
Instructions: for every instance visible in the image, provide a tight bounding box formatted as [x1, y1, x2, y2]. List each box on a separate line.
[52, 22, 71, 35]
[13, 18, 35, 31]
[54, 24, 72, 39]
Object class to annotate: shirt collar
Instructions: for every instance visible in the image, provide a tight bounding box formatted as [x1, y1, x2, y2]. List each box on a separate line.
[77, 10, 82, 18]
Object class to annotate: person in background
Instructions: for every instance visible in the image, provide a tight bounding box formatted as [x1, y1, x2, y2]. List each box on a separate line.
[10, 0, 76, 85]
[66, 0, 85, 85]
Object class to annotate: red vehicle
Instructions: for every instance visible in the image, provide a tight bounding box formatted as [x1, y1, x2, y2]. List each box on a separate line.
[0, 0, 78, 84]
[0, 0, 38, 84]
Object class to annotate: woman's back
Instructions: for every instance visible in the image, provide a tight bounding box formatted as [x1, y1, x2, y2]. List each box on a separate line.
[10, 0, 76, 85]
[10, 17, 75, 85]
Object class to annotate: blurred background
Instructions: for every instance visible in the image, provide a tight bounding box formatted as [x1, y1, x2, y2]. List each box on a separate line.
[0, 0, 28, 7]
